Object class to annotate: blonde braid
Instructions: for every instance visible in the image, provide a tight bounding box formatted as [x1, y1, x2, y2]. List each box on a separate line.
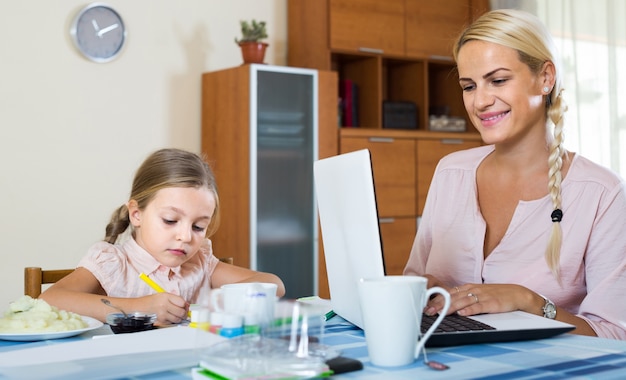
[104, 205, 131, 244]
[545, 89, 567, 279]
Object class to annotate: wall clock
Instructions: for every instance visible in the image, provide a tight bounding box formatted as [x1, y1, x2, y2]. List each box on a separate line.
[70, 3, 126, 63]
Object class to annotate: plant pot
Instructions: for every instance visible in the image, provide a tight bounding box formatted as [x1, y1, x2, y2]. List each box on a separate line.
[238, 42, 269, 64]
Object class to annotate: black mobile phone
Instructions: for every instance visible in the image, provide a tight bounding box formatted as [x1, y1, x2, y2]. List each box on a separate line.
[325, 356, 364, 374]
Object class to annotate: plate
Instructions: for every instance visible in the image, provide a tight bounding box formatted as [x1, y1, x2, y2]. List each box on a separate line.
[0, 316, 103, 342]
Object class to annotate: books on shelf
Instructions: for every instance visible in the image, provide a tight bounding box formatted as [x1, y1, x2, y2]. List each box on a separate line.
[339, 79, 358, 127]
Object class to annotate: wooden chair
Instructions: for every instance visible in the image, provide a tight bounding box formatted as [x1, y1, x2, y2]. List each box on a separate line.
[24, 257, 234, 298]
[24, 267, 74, 298]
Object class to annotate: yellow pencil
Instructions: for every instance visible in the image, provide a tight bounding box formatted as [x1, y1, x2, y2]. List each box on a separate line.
[139, 272, 166, 293]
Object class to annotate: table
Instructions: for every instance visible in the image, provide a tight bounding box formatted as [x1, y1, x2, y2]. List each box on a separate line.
[1, 316, 626, 379]
[323, 318, 626, 379]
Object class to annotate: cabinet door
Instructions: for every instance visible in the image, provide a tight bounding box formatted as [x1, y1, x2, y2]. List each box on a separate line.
[416, 138, 482, 214]
[341, 136, 416, 218]
[255, 68, 317, 299]
[330, 0, 405, 56]
[379, 217, 416, 275]
[405, 0, 470, 58]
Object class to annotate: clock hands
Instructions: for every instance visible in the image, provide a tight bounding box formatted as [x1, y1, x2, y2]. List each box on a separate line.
[97, 23, 119, 38]
[90, 17, 119, 38]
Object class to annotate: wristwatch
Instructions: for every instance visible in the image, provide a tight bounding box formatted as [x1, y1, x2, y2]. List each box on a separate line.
[541, 295, 557, 319]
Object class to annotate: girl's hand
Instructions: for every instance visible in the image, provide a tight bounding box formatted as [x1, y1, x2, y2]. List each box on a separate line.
[135, 293, 189, 325]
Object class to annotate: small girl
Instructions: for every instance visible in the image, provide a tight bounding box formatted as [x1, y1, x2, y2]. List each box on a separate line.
[41, 148, 285, 325]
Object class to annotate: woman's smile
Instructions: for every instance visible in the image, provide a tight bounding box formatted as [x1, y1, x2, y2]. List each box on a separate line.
[478, 110, 510, 128]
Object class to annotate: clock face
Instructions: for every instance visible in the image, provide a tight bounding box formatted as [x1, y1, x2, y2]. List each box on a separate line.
[70, 4, 126, 63]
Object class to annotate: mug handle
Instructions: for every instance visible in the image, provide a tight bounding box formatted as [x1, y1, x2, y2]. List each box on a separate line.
[210, 288, 225, 312]
[414, 286, 451, 358]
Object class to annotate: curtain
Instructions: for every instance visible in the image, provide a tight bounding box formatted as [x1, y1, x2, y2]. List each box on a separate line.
[490, 0, 626, 177]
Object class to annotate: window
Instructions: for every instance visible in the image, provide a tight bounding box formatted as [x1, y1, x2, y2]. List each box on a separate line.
[493, 0, 626, 177]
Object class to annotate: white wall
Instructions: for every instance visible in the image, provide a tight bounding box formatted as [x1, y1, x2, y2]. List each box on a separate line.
[0, 0, 287, 308]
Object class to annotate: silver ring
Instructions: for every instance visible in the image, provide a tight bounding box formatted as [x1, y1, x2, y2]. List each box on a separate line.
[467, 293, 479, 303]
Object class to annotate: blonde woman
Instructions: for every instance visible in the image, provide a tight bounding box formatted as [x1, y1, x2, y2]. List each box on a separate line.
[404, 9, 626, 339]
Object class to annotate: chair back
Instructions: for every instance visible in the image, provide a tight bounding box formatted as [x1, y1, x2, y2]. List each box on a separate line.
[24, 267, 74, 298]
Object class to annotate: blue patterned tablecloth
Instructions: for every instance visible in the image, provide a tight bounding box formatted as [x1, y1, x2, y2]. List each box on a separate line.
[1, 316, 626, 379]
[320, 317, 626, 379]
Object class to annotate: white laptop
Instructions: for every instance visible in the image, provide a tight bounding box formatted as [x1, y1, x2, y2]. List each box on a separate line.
[313, 149, 575, 347]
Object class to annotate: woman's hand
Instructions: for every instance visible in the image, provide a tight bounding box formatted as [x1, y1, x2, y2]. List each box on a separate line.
[424, 281, 597, 336]
[425, 283, 540, 317]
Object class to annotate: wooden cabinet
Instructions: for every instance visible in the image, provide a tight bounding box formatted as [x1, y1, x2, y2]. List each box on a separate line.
[288, 0, 489, 131]
[340, 129, 482, 274]
[379, 217, 417, 275]
[340, 130, 482, 215]
[329, 0, 405, 55]
[341, 135, 416, 217]
[405, 0, 474, 58]
[416, 138, 482, 214]
[201, 64, 337, 299]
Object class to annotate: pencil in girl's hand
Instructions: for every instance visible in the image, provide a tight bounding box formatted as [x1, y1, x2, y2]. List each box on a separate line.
[139, 272, 165, 293]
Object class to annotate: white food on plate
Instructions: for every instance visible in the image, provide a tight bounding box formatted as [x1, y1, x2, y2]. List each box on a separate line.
[0, 295, 87, 333]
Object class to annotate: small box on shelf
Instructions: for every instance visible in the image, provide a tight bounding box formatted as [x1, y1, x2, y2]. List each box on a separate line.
[428, 105, 466, 132]
[383, 101, 418, 130]
[428, 115, 467, 132]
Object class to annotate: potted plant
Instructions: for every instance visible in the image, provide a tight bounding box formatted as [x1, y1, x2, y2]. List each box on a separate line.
[235, 19, 269, 64]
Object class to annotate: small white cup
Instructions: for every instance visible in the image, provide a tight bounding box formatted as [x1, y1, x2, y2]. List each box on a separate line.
[210, 282, 278, 327]
[357, 275, 450, 367]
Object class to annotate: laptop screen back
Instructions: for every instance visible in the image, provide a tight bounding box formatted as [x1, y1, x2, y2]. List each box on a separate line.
[313, 149, 385, 329]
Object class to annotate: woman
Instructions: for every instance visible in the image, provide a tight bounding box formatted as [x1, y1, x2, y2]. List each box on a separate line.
[404, 9, 626, 339]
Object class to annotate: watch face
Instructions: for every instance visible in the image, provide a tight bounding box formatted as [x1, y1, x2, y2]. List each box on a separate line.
[70, 4, 126, 63]
[544, 302, 557, 319]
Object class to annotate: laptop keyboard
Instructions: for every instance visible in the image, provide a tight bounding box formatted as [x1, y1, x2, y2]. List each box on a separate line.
[422, 314, 496, 333]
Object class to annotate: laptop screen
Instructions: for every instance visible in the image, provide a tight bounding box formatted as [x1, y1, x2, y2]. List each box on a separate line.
[314, 149, 385, 329]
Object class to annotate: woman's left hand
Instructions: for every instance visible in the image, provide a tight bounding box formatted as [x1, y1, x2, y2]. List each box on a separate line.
[425, 283, 541, 317]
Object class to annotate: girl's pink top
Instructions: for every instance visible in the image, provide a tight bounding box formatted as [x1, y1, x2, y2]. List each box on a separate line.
[79, 237, 219, 304]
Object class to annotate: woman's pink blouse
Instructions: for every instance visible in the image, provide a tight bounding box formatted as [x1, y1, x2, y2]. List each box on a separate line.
[404, 145, 626, 339]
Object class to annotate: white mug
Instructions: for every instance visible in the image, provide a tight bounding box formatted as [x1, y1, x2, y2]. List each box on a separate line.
[210, 282, 278, 327]
[357, 275, 450, 367]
